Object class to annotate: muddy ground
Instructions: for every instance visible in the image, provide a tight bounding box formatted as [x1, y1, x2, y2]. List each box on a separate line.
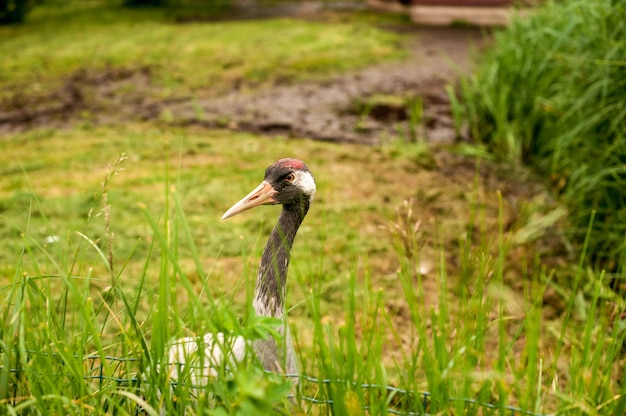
[169, 26, 484, 145]
[0, 25, 483, 144]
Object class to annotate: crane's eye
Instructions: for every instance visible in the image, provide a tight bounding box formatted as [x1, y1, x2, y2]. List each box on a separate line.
[285, 173, 295, 183]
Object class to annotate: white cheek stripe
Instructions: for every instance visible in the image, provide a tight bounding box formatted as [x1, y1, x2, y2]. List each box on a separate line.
[294, 171, 316, 201]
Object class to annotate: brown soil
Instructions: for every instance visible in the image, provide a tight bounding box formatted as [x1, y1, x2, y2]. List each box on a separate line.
[0, 26, 483, 144]
[168, 26, 484, 145]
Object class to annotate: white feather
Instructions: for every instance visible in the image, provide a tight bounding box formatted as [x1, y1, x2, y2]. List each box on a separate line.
[293, 171, 316, 201]
[166, 332, 247, 385]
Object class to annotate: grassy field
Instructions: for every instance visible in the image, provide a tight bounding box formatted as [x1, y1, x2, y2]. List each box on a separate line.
[1, 1, 625, 415]
[0, 1, 405, 101]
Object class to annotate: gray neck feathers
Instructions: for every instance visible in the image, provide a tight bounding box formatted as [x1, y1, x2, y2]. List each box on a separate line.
[253, 199, 309, 318]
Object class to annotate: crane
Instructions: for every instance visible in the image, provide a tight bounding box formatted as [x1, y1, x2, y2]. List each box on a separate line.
[166, 158, 316, 384]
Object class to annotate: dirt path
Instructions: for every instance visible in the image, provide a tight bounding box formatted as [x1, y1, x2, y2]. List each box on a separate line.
[0, 26, 485, 144]
[168, 26, 485, 145]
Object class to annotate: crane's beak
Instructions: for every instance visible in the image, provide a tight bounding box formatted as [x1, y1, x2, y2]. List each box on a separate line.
[222, 181, 278, 220]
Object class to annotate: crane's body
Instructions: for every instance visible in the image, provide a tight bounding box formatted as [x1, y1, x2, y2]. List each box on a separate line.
[166, 158, 315, 382]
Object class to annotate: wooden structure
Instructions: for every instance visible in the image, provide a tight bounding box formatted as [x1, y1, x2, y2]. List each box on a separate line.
[410, 0, 514, 5]
[368, 0, 530, 26]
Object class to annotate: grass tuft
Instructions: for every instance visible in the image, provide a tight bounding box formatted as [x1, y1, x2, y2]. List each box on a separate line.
[454, 0, 626, 269]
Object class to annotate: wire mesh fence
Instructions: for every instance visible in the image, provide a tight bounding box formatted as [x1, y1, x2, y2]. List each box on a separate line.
[1, 351, 549, 415]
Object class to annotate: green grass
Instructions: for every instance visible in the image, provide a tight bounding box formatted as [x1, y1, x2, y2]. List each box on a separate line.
[0, 1, 625, 414]
[0, 125, 625, 414]
[452, 0, 626, 269]
[0, 0, 406, 100]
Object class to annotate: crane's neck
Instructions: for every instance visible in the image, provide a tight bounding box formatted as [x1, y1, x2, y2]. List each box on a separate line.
[253, 199, 309, 318]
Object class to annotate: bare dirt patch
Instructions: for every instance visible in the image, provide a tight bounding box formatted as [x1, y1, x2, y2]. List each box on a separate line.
[168, 26, 484, 145]
[0, 25, 483, 145]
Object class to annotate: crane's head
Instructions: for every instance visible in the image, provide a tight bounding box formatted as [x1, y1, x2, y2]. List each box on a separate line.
[222, 158, 316, 220]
